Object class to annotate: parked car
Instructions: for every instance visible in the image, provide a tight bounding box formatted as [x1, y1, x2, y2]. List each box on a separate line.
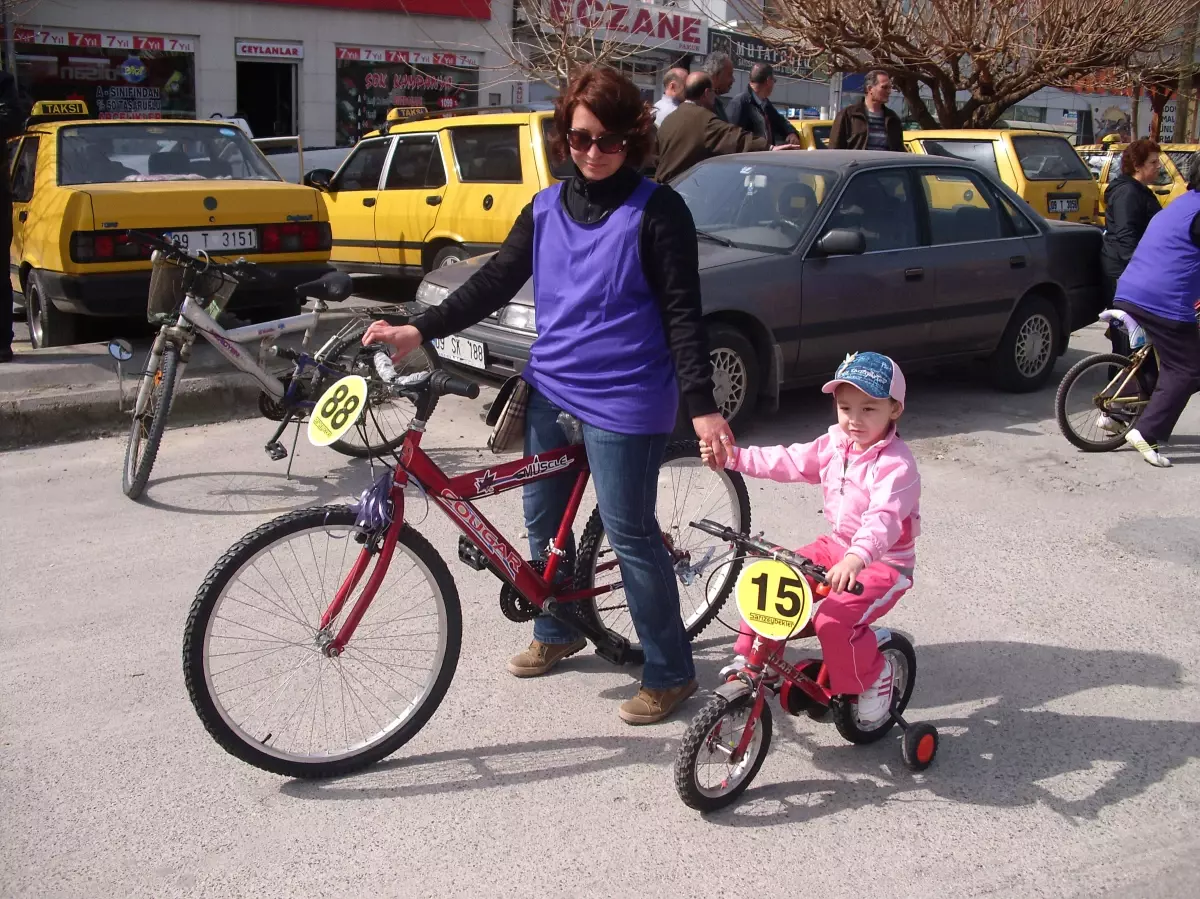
[1076, 141, 1189, 226]
[306, 104, 568, 279]
[411, 151, 1104, 428]
[785, 119, 833, 149]
[905, 130, 1101, 226]
[8, 101, 333, 348]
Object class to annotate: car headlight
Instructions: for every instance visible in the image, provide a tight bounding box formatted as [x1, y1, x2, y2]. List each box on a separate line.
[499, 304, 536, 332]
[415, 280, 451, 306]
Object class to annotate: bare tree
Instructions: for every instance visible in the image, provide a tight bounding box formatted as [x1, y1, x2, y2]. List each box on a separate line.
[725, 0, 1200, 129]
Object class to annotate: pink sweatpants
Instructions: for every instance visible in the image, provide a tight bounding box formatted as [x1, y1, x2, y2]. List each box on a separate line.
[733, 535, 912, 696]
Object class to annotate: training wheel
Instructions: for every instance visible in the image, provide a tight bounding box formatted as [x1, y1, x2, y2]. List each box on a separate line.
[902, 722, 939, 771]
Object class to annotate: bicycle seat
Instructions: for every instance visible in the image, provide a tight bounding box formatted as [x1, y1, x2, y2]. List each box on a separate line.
[295, 271, 354, 303]
[1098, 309, 1148, 349]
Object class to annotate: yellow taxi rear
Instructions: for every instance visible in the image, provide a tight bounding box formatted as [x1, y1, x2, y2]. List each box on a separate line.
[10, 111, 332, 347]
[1076, 143, 1187, 224]
[905, 130, 1100, 225]
[785, 119, 833, 149]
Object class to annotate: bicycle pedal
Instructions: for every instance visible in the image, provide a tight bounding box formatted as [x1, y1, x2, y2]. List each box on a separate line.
[265, 441, 288, 461]
[593, 635, 631, 666]
[457, 535, 491, 571]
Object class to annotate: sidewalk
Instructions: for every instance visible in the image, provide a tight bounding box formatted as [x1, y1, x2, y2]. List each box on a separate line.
[0, 299, 406, 449]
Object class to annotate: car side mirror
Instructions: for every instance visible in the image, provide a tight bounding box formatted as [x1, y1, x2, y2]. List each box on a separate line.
[815, 228, 867, 256]
[304, 168, 334, 191]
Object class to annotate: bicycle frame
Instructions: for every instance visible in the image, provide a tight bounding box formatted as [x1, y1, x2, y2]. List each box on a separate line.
[1097, 345, 1157, 415]
[318, 427, 626, 656]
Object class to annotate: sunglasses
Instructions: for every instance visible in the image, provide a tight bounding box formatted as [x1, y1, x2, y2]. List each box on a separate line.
[566, 128, 628, 154]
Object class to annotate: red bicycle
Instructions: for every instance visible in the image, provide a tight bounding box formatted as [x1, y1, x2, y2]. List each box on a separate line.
[184, 366, 751, 778]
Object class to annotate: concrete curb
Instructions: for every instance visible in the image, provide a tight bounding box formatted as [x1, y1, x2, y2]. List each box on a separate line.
[0, 372, 265, 450]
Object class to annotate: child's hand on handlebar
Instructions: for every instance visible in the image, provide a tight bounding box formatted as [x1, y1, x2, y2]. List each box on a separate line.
[362, 322, 422, 362]
[826, 553, 865, 594]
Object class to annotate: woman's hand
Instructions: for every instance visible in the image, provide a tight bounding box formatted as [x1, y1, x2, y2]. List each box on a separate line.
[693, 412, 734, 470]
[826, 554, 865, 595]
[361, 322, 423, 362]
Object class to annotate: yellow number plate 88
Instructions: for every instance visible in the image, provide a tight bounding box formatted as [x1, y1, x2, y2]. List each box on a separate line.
[308, 375, 368, 446]
[735, 559, 814, 640]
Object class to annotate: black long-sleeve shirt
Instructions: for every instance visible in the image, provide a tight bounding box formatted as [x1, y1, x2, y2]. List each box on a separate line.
[409, 165, 718, 418]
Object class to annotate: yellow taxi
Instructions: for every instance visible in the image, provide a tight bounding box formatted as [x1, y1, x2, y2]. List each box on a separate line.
[785, 118, 833, 149]
[1076, 140, 1190, 225]
[9, 101, 332, 347]
[307, 104, 569, 276]
[904, 129, 1101, 225]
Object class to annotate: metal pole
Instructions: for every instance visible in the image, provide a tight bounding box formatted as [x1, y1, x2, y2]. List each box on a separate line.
[4, 6, 16, 77]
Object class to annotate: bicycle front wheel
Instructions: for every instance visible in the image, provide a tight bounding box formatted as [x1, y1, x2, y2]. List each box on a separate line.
[183, 506, 462, 779]
[1055, 352, 1147, 452]
[578, 441, 751, 657]
[122, 341, 179, 500]
[323, 327, 440, 459]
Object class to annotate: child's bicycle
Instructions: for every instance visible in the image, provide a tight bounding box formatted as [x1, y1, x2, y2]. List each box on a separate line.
[182, 360, 751, 778]
[673, 519, 939, 812]
[1055, 302, 1200, 451]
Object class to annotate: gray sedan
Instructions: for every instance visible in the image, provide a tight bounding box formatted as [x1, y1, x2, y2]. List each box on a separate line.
[411, 151, 1103, 428]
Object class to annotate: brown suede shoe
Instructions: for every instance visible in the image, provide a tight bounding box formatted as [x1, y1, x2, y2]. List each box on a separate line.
[506, 638, 588, 678]
[618, 679, 699, 725]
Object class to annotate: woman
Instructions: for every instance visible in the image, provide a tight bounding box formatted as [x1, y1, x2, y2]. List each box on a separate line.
[1112, 149, 1200, 468]
[362, 67, 733, 725]
[1101, 139, 1163, 354]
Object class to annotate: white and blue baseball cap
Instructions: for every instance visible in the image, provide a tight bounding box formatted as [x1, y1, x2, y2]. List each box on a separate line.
[822, 351, 906, 406]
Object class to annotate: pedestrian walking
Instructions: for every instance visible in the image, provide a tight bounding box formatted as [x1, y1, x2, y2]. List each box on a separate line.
[725, 63, 799, 147]
[0, 69, 25, 364]
[1112, 150, 1200, 468]
[363, 66, 733, 724]
[829, 70, 903, 151]
[703, 50, 735, 123]
[653, 66, 688, 127]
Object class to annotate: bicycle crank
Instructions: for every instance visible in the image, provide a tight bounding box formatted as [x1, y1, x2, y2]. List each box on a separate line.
[499, 560, 546, 622]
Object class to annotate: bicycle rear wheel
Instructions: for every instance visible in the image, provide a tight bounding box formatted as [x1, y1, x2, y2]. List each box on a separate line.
[1055, 352, 1148, 452]
[183, 506, 461, 779]
[122, 341, 179, 500]
[323, 326, 440, 459]
[578, 441, 751, 658]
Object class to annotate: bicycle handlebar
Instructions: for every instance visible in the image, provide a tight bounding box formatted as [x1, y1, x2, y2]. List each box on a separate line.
[689, 518, 866, 595]
[372, 352, 480, 401]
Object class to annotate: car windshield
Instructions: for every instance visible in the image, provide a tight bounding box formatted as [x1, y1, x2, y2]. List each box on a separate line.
[1010, 135, 1092, 181]
[672, 160, 835, 253]
[1167, 149, 1193, 181]
[922, 139, 1002, 181]
[810, 124, 831, 148]
[58, 123, 281, 186]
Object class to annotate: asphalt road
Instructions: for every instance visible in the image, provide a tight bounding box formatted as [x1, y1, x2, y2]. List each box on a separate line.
[3, 325, 1199, 898]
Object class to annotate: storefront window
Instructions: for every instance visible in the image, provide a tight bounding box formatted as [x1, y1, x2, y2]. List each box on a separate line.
[17, 44, 196, 120]
[335, 47, 479, 146]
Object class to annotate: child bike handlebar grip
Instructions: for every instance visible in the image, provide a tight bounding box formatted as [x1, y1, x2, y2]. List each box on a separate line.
[430, 370, 480, 400]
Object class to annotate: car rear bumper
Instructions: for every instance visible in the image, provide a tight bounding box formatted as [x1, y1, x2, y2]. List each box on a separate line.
[37, 262, 335, 317]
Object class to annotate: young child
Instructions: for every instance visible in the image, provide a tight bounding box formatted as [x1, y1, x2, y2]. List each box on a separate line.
[701, 351, 921, 726]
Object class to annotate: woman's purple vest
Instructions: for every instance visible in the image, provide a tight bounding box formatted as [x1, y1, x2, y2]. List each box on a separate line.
[1116, 190, 1200, 323]
[525, 178, 679, 434]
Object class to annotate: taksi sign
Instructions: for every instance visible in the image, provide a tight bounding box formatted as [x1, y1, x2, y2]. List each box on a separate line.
[236, 40, 304, 60]
[546, 1, 706, 54]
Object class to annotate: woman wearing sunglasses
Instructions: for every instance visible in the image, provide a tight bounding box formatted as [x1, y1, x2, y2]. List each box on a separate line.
[363, 66, 732, 725]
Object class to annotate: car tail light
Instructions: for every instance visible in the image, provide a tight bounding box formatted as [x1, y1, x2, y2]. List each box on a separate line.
[69, 231, 153, 263]
[259, 222, 331, 254]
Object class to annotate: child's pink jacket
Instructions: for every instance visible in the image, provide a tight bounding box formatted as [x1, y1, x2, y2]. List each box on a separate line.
[726, 426, 921, 572]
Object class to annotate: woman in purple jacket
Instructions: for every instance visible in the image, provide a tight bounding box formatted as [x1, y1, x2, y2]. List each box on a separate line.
[363, 67, 734, 725]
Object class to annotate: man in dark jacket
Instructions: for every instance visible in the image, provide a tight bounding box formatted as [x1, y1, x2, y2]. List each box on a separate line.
[0, 70, 24, 362]
[654, 72, 779, 184]
[830, 71, 904, 151]
[725, 63, 798, 147]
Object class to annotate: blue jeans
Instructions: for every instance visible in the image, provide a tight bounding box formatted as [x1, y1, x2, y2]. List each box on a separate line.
[524, 389, 695, 690]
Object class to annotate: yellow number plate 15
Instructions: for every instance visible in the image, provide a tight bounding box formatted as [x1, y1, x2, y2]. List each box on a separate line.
[308, 375, 368, 446]
[735, 559, 814, 641]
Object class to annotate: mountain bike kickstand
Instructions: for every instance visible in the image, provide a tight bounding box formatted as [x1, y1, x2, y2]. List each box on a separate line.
[284, 418, 302, 480]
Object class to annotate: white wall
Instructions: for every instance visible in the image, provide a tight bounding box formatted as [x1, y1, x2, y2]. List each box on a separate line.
[19, 0, 516, 148]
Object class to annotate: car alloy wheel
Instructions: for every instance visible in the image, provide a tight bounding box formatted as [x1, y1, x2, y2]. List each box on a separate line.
[711, 347, 748, 420]
[1015, 313, 1053, 378]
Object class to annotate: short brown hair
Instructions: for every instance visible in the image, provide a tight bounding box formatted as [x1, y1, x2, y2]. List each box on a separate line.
[1121, 139, 1161, 176]
[550, 66, 655, 169]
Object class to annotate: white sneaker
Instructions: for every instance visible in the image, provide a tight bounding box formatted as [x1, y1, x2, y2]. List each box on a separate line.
[718, 655, 747, 681]
[854, 656, 895, 727]
[1096, 414, 1123, 434]
[1125, 429, 1172, 468]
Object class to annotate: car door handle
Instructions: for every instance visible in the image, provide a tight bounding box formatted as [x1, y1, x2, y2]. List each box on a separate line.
[1154, 188, 1170, 196]
[362, 197, 376, 208]
[1009, 255, 1026, 269]
[426, 195, 442, 206]
[904, 267, 924, 281]
[18, 210, 27, 222]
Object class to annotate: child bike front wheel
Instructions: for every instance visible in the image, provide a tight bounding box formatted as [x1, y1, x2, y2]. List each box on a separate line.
[674, 690, 772, 812]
